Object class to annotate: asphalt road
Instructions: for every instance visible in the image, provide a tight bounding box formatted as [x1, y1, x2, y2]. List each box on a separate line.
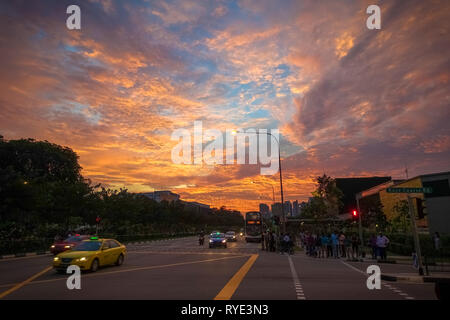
[0, 236, 437, 300]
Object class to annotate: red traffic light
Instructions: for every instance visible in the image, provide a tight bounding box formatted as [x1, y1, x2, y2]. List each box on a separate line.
[352, 210, 357, 216]
[95, 216, 101, 223]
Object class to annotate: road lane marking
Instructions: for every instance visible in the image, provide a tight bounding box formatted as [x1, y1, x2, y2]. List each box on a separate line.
[288, 255, 306, 300]
[0, 255, 249, 289]
[340, 260, 416, 300]
[130, 251, 253, 256]
[214, 254, 258, 300]
[0, 266, 52, 299]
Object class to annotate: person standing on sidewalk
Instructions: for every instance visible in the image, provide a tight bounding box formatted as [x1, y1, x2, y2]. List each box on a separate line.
[327, 234, 333, 258]
[320, 234, 328, 258]
[331, 232, 339, 258]
[339, 232, 346, 258]
[370, 234, 377, 259]
[268, 231, 275, 252]
[433, 232, 440, 251]
[376, 232, 389, 261]
[351, 233, 360, 260]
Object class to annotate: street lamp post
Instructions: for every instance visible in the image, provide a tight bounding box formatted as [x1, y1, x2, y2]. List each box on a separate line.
[233, 130, 286, 234]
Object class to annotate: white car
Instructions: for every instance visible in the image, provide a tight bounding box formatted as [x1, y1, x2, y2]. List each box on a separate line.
[225, 231, 237, 242]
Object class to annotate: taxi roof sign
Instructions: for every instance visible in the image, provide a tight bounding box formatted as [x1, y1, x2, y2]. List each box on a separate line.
[90, 236, 99, 240]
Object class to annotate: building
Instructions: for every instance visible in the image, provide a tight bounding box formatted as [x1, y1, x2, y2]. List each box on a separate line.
[181, 200, 211, 214]
[271, 202, 282, 217]
[335, 177, 392, 219]
[139, 191, 180, 203]
[293, 200, 299, 217]
[259, 203, 271, 219]
[284, 201, 293, 217]
[357, 171, 450, 234]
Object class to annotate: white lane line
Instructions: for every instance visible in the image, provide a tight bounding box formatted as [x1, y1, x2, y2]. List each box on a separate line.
[340, 260, 416, 300]
[288, 255, 306, 300]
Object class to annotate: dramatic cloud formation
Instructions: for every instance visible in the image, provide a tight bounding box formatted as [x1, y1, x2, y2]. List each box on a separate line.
[0, 0, 449, 212]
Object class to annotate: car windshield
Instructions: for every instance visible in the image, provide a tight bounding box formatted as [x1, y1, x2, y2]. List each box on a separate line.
[73, 241, 102, 251]
[65, 236, 83, 242]
[226, 232, 235, 235]
[212, 233, 225, 238]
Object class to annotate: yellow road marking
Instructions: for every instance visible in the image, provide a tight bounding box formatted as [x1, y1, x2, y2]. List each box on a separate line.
[0, 255, 248, 289]
[0, 266, 52, 299]
[214, 254, 258, 300]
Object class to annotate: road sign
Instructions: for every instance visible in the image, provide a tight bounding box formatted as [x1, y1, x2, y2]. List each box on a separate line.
[386, 187, 432, 194]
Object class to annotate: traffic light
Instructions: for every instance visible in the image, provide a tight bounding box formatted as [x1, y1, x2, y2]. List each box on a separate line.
[351, 210, 358, 221]
[415, 198, 427, 219]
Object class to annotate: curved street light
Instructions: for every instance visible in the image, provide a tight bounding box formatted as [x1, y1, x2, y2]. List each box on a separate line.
[232, 129, 286, 233]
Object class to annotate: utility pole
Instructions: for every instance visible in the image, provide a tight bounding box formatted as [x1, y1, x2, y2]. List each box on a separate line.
[407, 195, 424, 275]
[356, 193, 363, 257]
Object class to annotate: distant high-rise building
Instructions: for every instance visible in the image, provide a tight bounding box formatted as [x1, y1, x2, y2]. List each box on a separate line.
[293, 200, 299, 217]
[284, 201, 292, 217]
[271, 202, 282, 217]
[259, 203, 270, 219]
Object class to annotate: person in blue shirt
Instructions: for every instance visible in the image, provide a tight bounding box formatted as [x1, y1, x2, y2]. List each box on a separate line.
[331, 232, 339, 258]
[319, 234, 329, 258]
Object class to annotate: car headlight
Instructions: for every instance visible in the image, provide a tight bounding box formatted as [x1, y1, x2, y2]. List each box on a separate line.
[209, 240, 213, 243]
[64, 245, 71, 249]
[79, 257, 87, 261]
[51, 245, 55, 248]
[222, 240, 226, 243]
[53, 257, 59, 261]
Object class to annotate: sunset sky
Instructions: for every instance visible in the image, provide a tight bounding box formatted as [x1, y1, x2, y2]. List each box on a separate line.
[0, 0, 449, 212]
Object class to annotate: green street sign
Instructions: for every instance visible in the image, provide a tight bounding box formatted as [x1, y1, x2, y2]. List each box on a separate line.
[386, 187, 433, 194]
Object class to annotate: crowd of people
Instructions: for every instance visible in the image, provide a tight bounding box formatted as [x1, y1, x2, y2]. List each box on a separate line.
[260, 229, 391, 261]
[298, 231, 390, 261]
[261, 231, 294, 255]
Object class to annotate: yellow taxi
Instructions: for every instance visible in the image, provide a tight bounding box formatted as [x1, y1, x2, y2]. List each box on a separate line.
[53, 237, 126, 273]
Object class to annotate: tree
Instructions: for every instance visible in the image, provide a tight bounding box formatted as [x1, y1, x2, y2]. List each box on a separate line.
[311, 174, 343, 218]
[390, 200, 410, 233]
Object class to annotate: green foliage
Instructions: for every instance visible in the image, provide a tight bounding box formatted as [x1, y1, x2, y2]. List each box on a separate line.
[389, 200, 410, 233]
[0, 137, 244, 248]
[302, 174, 343, 219]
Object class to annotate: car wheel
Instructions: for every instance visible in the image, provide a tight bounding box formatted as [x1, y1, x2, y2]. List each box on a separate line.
[115, 254, 124, 266]
[90, 258, 99, 272]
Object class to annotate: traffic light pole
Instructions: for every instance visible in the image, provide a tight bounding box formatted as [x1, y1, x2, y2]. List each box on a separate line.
[356, 193, 363, 257]
[407, 195, 424, 275]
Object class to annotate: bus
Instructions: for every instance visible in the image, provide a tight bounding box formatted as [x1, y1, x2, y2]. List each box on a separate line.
[245, 211, 262, 243]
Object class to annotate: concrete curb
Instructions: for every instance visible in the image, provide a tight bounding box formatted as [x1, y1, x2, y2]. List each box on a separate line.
[0, 251, 51, 260]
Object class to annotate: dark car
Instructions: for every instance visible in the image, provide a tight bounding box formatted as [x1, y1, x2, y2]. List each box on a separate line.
[50, 234, 91, 255]
[225, 231, 237, 242]
[209, 233, 227, 248]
